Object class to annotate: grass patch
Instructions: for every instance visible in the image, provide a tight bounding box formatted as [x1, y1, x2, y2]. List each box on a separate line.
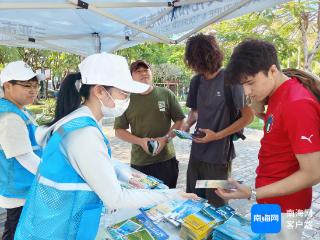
[27, 104, 45, 115]
[27, 98, 56, 125]
[248, 116, 264, 130]
[181, 105, 189, 115]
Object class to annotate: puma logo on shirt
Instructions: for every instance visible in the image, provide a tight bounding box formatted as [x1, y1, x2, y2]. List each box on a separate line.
[301, 134, 314, 143]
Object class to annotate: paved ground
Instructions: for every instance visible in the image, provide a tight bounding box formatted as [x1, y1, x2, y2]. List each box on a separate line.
[1, 126, 319, 239]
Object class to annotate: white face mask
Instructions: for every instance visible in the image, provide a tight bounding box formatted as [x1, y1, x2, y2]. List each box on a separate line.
[99, 89, 130, 118]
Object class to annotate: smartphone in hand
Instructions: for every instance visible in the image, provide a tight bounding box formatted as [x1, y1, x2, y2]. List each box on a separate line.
[191, 129, 206, 138]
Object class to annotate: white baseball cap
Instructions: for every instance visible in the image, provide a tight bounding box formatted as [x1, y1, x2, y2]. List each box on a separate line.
[0, 61, 44, 86]
[78, 52, 149, 93]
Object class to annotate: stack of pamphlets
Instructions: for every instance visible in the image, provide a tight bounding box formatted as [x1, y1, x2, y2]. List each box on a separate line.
[179, 205, 226, 240]
[138, 175, 164, 189]
[107, 213, 169, 240]
[164, 199, 208, 227]
[212, 214, 266, 240]
[120, 174, 167, 190]
[214, 205, 236, 220]
[140, 200, 185, 223]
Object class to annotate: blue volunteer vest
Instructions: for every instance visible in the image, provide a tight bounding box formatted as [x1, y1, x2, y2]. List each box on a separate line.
[0, 98, 42, 198]
[15, 116, 112, 240]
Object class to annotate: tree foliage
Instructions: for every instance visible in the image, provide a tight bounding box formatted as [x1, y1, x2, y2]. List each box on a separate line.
[213, 0, 320, 73]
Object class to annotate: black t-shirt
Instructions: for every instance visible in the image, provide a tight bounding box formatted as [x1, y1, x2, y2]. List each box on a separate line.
[186, 70, 245, 164]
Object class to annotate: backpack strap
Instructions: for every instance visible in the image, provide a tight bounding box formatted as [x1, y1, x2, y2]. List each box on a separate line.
[223, 82, 246, 141]
[283, 68, 320, 102]
[193, 74, 201, 105]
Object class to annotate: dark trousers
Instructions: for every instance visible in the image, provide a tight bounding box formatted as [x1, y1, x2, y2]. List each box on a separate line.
[131, 157, 179, 189]
[186, 160, 231, 207]
[2, 207, 22, 240]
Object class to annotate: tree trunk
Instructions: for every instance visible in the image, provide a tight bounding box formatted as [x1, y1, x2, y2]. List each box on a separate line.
[300, 12, 309, 70]
[45, 80, 48, 99]
[300, 1, 320, 72]
[306, 1, 320, 71]
[297, 46, 301, 68]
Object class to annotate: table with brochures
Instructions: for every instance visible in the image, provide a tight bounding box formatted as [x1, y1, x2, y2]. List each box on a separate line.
[96, 200, 265, 240]
[95, 167, 264, 240]
[96, 208, 180, 240]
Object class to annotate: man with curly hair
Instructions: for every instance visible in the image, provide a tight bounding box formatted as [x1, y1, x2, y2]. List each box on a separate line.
[183, 33, 253, 206]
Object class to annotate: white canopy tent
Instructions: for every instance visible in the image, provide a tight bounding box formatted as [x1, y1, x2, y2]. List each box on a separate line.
[0, 0, 289, 56]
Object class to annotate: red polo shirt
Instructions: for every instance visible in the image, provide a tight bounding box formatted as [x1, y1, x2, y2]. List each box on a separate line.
[256, 78, 320, 212]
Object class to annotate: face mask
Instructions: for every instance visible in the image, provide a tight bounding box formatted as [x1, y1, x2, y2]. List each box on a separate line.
[99, 89, 130, 118]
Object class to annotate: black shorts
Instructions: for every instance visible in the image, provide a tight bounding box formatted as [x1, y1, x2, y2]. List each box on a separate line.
[186, 160, 232, 207]
[2, 206, 23, 240]
[131, 157, 179, 189]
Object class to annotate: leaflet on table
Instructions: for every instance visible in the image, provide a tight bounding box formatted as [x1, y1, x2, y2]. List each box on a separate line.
[107, 213, 169, 240]
[140, 199, 185, 223]
[214, 205, 236, 220]
[212, 214, 266, 240]
[120, 175, 167, 190]
[164, 199, 208, 227]
[180, 206, 220, 240]
[179, 205, 235, 240]
[138, 175, 164, 189]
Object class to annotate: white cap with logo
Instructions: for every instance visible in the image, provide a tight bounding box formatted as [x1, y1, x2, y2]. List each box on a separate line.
[78, 52, 149, 93]
[0, 61, 44, 86]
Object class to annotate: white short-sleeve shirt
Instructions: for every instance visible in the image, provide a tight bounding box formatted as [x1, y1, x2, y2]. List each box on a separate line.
[0, 111, 35, 208]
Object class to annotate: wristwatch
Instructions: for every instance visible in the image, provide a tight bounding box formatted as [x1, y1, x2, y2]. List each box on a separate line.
[248, 187, 257, 201]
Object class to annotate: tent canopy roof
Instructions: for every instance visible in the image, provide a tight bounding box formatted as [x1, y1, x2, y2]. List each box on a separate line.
[0, 0, 289, 55]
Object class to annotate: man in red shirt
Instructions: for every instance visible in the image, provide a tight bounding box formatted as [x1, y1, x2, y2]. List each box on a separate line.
[216, 39, 320, 239]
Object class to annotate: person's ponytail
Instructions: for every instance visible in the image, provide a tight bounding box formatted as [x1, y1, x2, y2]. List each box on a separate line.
[47, 72, 91, 126]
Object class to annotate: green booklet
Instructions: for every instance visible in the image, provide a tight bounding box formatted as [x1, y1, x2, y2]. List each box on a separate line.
[107, 213, 169, 240]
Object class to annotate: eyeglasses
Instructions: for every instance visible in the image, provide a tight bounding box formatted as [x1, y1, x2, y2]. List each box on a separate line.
[12, 82, 40, 92]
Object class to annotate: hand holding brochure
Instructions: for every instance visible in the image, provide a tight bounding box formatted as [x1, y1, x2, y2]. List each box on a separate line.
[173, 129, 206, 140]
[195, 180, 243, 190]
[173, 129, 193, 140]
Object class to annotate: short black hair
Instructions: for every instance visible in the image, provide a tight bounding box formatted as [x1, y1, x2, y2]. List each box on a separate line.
[184, 33, 223, 74]
[225, 39, 281, 85]
[130, 60, 150, 74]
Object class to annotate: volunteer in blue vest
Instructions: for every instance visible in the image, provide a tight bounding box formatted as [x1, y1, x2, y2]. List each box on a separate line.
[14, 53, 198, 240]
[0, 61, 43, 240]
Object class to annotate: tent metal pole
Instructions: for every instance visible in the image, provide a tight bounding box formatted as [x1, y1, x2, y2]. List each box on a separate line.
[109, 7, 173, 52]
[93, 0, 211, 8]
[0, 39, 84, 56]
[174, 0, 216, 7]
[68, 0, 174, 44]
[38, 34, 94, 41]
[38, 33, 150, 41]
[93, 33, 101, 53]
[175, 0, 253, 43]
[0, 28, 85, 55]
[0, 1, 213, 9]
[0, 3, 74, 9]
